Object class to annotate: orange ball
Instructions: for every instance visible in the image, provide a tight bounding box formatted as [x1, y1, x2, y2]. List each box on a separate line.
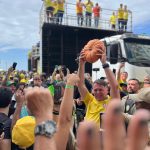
[82, 39, 105, 63]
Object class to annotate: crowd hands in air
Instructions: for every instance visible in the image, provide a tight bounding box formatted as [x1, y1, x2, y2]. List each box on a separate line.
[0, 48, 150, 150]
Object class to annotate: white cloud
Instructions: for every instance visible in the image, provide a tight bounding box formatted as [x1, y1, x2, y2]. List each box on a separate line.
[0, 0, 42, 52]
[0, 0, 149, 52]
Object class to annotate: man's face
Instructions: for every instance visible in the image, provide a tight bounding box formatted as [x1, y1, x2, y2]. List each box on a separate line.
[33, 75, 42, 87]
[120, 72, 128, 81]
[92, 83, 108, 101]
[127, 80, 140, 94]
[55, 74, 62, 82]
[143, 77, 150, 88]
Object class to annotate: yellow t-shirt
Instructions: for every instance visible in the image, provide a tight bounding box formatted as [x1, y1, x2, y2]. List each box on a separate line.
[118, 79, 124, 84]
[45, 0, 55, 8]
[84, 92, 111, 127]
[53, 2, 58, 15]
[124, 11, 128, 20]
[57, 1, 65, 11]
[118, 8, 124, 19]
[118, 79, 127, 91]
[110, 15, 116, 25]
[85, 1, 93, 13]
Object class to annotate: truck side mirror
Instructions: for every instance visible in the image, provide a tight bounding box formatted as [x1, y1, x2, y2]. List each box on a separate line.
[109, 43, 119, 64]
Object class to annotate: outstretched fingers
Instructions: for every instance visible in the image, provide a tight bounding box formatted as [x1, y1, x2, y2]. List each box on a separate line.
[104, 100, 126, 150]
[126, 109, 150, 150]
[77, 121, 101, 150]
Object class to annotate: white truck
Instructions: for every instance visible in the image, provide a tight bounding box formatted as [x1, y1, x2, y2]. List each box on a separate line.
[92, 33, 150, 82]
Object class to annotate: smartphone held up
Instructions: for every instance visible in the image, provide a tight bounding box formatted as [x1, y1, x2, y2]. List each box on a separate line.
[12, 62, 17, 70]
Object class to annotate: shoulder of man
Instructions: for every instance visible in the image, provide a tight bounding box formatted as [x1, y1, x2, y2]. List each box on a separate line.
[0, 113, 9, 122]
[121, 95, 136, 114]
[0, 113, 11, 139]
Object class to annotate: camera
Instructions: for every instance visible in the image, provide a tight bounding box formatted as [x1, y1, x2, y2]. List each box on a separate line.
[61, 65, 67, 76]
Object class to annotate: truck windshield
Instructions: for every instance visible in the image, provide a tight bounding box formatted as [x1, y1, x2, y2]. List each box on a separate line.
[124, 38, 150, 66]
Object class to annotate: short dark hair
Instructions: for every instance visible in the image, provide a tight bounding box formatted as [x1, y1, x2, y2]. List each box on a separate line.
[0, 87, 13, 108]
[94, 79, 108, 87]
[128, 78, 140, 85]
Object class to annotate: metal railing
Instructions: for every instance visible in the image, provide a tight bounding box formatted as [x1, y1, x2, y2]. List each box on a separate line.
[39, 2, 132, 32]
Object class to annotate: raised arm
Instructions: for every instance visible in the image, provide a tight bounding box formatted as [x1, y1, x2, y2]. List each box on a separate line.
[26, 87, 56, 150]
[11, 89, 24, 131]
[77, 51, 89, 100]
[51, 68, 57, 83]
[100, 50, 120, 99]
[116, 63, 125, 81]
[58, 66, 64, 81]
[54, 74, 80, 150]
[1, 67, 13, 86]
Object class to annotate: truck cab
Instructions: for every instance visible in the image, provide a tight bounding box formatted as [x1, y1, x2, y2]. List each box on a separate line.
[92, 33, 150, 82]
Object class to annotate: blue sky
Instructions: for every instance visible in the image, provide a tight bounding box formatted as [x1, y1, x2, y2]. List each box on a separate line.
[0, 0, 150, 71]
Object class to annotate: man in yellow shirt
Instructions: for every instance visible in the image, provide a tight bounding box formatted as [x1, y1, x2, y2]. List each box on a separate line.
[117, 3, 124, 31]
[44, 0, 55, 23]
[110, 12, 116, 30]
[78, 49, 120, 127]
[53, 1, 58, 23]
[84, 0, 93, 27]
[55, 0, 65, 24]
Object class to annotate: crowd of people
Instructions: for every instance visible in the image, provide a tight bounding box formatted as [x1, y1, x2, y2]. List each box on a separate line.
[109, 4, 130, 31]
[44, 0, 65, 24]
[43, 0, 131, 31]
[0, 47, 150, 150]
[44, 0, 100, 27]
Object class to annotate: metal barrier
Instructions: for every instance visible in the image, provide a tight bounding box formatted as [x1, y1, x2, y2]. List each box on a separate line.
[39, 2, 132, 32]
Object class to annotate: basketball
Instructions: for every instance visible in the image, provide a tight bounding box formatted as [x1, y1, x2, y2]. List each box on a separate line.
[82, 39, 105, 63]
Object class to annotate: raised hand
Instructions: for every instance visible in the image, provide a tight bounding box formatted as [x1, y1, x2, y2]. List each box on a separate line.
[25, 87, 53, 122]
[119, 62, 125, 69]
[7, 66, 14, 74]
[79, 49, 86, 64]
[66, 73, 80, 86]
[97, 47, 106, 64]
[15, 89, 25, 105]
[77, 100, 150, 150]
